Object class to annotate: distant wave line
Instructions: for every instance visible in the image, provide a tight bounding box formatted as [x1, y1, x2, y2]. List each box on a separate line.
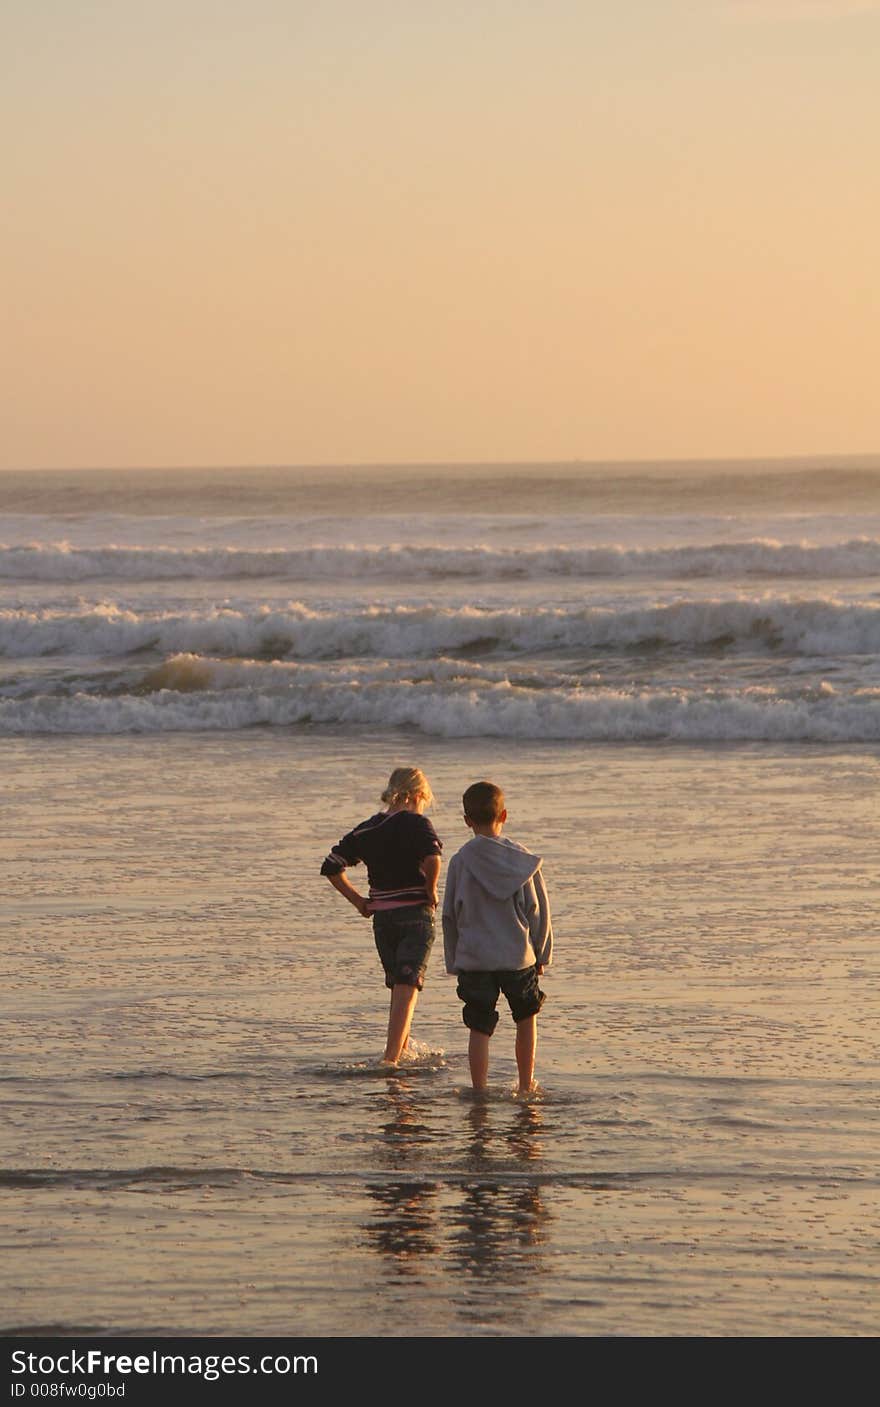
[4, 537, 880, 581]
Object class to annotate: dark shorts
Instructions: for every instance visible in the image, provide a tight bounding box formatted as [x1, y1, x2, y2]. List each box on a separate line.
[373, 904, 436, 990]
[456, 965, 545, 1035]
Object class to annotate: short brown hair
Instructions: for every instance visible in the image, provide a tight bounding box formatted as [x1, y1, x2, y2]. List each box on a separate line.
[462, 780, 505, 825]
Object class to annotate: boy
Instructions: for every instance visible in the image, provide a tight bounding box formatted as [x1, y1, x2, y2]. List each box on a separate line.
[442, 781, 552, 1094]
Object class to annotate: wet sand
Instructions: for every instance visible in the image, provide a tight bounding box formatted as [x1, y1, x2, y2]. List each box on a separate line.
[2, 732, 879, 1336]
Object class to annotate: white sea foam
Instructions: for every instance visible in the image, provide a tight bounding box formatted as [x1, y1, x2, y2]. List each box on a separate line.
[138, 653, 574, 693]
[2, 675, 878, 740]
[3, 537, 880, 582]
[3, 595, 880, 660]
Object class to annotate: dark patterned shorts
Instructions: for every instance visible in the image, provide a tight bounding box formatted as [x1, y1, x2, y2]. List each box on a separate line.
[372, 904, 436, 990]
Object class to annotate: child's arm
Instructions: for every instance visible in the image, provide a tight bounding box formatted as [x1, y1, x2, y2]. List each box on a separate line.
[320, 830, 371, 917]
[527, 867, 553, 971]
[415, 815, 443, 908]
[325, 870, 371, 918]
[420, 853, 441, 908]
[441, 858, 459, 973]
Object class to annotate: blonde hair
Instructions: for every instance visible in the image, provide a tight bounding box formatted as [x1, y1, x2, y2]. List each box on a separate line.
[381, 766, 434, 809]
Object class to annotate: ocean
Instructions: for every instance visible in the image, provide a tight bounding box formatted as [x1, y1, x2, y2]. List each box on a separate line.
[2, 459, 879, 1338]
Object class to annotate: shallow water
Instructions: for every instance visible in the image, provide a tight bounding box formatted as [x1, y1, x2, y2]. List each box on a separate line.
[3, 731, 878, 1337]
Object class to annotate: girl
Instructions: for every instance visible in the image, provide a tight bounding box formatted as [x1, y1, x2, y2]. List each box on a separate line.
[320, 766, 442, 1065]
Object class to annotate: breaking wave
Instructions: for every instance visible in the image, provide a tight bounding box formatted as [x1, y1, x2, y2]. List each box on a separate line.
[2, 595, 880, 660]
[1, 671, 878, 740]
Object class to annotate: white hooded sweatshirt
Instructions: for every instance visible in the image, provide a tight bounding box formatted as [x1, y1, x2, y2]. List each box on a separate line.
[442, 833, 553, 974]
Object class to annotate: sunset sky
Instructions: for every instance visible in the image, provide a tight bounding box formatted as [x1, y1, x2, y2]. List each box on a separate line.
[3, 1, 878, 469]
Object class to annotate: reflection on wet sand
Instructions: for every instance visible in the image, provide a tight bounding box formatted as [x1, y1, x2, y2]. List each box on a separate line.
[361, 1079, 440, 1266]
[374, 1078, 436, 1165]
[361, 1086, 553, 1314]
[446, 1100, 551, 1296]
[364, 1179, 440, 1264]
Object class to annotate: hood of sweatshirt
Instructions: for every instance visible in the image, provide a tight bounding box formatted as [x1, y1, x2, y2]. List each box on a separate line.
[457, 834, 542, 901]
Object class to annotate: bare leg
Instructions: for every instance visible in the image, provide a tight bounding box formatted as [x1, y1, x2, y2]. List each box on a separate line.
[468, 1030, 491, 1090]
[383, 984, 419, 1065]
[515, 1015, 537, 1093]
[387, 990, 409, 1055]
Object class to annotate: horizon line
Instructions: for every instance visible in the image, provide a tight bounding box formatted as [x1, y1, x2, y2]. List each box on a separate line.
[3, 450, 880, 474]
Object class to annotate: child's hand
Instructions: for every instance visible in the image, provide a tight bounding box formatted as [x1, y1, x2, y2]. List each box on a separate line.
[536, 963, 544, 976]
[355, 895, 372, 918]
